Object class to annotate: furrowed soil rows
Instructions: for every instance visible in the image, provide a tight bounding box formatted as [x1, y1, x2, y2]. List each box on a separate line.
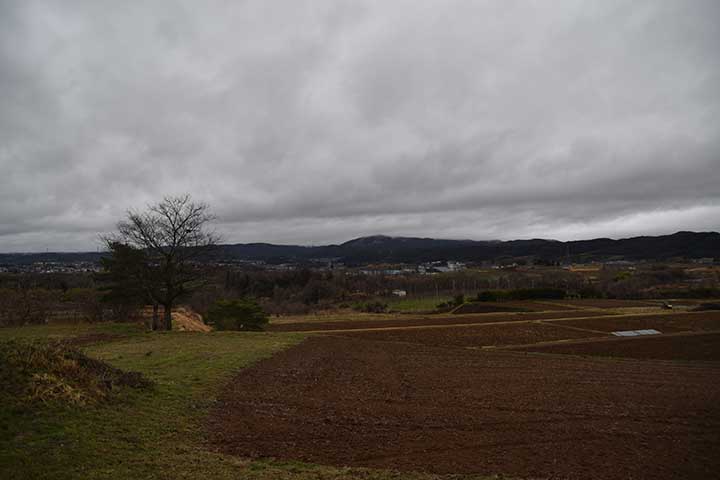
[450, 302, 532, 314]
[554, 311, 720, 334]
[450, 301, 579, 314]
[517, 332, 720, 361]
[208, 336, 720, 479]
[268, 310, 609, 332]
[340, 322, 607, 347]
[552, 299, 659, 308]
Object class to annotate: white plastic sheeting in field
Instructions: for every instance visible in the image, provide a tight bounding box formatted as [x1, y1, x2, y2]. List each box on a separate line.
[611, 329, 662, 337]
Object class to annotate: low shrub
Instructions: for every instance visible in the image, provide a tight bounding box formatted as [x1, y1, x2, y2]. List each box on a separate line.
[436, 294, 466, 310]
[352, 301, 388, 313]
[0, 288, 60, 327]
[206, 298, 269, 331]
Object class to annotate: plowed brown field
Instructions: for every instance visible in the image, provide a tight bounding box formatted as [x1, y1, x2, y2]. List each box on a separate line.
[340, 321, 608, 347]
[517, 332, 720, 361]
[551, 299, 659, 308]
[208, 335, 720, 479]
[268, 310, 609, 332]
[553, 311, 720, 334]
[450, 300, 579, 314]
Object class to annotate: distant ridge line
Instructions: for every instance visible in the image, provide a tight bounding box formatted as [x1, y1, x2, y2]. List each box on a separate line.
[1, 231, 718, 265]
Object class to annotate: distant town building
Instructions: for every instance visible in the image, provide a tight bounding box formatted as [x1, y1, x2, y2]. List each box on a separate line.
[420, 261, 466, 274]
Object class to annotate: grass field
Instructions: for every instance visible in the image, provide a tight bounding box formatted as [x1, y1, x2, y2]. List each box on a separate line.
[386, 296, 449, 312]
[0, 323, 500, 480]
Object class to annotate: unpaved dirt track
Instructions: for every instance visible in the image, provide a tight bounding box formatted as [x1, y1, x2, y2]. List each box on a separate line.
[208, 335, 720, 479]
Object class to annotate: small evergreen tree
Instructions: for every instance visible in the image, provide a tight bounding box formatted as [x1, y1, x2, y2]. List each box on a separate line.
[206, 298, 268, 331]
[96, 242, 155, 325]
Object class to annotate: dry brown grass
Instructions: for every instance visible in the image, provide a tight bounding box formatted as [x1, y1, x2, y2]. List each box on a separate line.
[0, 340, 151, 407]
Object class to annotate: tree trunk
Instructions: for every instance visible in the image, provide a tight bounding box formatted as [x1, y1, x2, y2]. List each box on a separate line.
[163, 303, 173, 331]
[152, 303, 159, 331]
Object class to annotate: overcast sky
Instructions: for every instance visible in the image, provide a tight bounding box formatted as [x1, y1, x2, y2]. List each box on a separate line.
[1, 0, 719, 252]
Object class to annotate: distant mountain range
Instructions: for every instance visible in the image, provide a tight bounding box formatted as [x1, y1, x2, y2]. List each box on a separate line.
[2, 231, 717, 267]
[210, 231, 719, 264]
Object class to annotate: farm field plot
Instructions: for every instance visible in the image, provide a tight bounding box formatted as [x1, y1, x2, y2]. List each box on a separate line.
[268, 310, 609, 332]
[340, 321, 607, 347]
[450, 302, 532, 313]
[269, 311, 400, 325]
[451, 300, 579, 314]
[208, 335, 720, 479]
[554, 311, 720, 334]
[551, 299, 659, 309]
[512, 300, 585, 311]
[386, 296, 452, 312]
[517, 332, 720, 362]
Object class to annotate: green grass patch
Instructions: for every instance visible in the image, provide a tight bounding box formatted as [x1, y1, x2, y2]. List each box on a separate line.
[0, 323, 502, 480]
[387, 296, 450, 312]
[0, 322, 145, 341]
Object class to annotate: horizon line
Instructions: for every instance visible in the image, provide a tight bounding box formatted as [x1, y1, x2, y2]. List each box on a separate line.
[0, 230, 717, 255]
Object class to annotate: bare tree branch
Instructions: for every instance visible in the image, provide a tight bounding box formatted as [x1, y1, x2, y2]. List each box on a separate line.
[103, 194, 220, 330]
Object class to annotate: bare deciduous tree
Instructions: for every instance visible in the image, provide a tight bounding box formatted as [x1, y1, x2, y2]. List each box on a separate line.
[105, 195, 219, 330]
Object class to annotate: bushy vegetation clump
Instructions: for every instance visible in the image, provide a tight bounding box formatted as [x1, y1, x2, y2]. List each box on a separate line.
[206, 298, 269, 331]
[352, 300, 388, 313]
[436, 294, 466, 310]
[0, 288, 59, 327]
[0, 340, 151, 407]
[61, 288, 105, 322]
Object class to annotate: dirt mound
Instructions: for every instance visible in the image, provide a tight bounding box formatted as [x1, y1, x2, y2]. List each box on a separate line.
[0, 340, 152, 407]
[138, 306, 211, 332]
[172, 307, 211, 332]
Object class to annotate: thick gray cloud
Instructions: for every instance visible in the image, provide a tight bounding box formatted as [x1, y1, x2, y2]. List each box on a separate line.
[1, 0, 719, 252]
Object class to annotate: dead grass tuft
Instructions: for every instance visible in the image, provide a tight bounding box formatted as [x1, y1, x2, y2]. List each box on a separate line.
[0, 339, 152, 407]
